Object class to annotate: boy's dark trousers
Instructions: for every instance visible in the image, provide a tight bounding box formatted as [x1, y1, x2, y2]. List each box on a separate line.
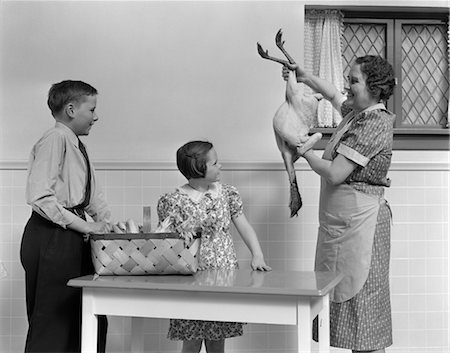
[20, 211, 107, 353]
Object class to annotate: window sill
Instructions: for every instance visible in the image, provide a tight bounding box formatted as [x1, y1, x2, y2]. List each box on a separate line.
[310, 128, 450, 150]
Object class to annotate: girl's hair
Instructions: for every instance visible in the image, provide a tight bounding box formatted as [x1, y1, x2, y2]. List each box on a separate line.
[177, 141, 213, 180]
[47, 80, 98, 116]
[355, 55, 396, 102]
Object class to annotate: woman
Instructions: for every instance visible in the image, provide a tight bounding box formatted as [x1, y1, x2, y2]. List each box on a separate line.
[282, 55, 396, 353]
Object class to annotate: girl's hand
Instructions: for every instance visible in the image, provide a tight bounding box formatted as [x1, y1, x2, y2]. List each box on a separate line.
[251, 255, 272, 272]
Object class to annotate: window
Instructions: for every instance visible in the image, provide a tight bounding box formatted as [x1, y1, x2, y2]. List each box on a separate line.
[311, 8, 449, 150]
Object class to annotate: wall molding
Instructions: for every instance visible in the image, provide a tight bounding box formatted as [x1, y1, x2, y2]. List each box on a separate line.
[1, 159, 449, 171]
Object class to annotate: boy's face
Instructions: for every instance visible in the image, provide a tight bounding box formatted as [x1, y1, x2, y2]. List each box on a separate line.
[68, 95, 98, 136]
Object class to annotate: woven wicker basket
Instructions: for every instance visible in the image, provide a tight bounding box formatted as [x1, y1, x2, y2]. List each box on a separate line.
[90, 232, 200, 275]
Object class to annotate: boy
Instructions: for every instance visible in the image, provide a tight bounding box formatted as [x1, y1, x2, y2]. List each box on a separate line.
[20, 80, 111, 352]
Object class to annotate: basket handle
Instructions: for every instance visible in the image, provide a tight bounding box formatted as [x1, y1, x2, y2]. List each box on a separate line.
[143, 206, 152, 233]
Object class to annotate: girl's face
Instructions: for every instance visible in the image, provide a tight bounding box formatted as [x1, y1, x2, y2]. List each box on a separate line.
[345, 64, 377, 112]
[203, 148, 221, 183]
[70, 95, 98, 136]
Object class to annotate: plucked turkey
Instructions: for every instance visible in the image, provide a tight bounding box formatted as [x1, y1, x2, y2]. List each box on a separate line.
[257, 29, 322, 217]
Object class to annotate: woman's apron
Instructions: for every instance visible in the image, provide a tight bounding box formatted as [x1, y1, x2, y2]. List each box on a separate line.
[315, 105, 386, 303]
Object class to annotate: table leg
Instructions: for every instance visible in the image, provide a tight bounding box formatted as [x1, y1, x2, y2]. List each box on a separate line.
[131, 317, 145, 353]
[81, 289, 98, 353]
[317, 294, 330, 353]
[296, 298, 313, 353]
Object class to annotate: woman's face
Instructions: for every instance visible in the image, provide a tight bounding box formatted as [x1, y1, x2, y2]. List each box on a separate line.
[345, 63, 377, 112]
[204, 148, 221, 183]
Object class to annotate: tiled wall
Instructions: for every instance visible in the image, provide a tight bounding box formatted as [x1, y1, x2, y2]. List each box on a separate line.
[0, 159, 448, 353]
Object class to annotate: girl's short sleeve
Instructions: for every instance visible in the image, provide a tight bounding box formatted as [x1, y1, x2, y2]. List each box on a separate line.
[224, 184, 243, 219]
[337, 110, 391, 167]
[157, 194, 174, 224]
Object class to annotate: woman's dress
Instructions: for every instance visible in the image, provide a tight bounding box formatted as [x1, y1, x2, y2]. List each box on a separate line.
[320, 103, 395, 350]
[157, 182, 244, 341]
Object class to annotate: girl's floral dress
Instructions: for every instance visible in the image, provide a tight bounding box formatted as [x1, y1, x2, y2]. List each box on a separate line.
[157, 182, 244, 341]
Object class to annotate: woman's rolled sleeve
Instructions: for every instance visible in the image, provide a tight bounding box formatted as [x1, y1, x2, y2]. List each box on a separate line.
[337, 144, 370, 167]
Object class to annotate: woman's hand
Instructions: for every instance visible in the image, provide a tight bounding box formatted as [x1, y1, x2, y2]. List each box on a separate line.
[251, 255, 272, 272]
[281, 64, 308, 83]
[297, 148, 314, 159]
[295, 131, 323, 159]
[281, 65, 291, 81]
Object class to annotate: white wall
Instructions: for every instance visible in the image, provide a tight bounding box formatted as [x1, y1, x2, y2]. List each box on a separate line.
[0, 0, 309, 163]
[1, 0, 447, 163]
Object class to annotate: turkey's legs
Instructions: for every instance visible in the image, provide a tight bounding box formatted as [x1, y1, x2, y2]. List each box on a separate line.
[257, 29, 296, 66]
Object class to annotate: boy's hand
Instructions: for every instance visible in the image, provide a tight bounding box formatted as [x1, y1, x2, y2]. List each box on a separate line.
[83, 221, 112, 241]
[86, 221, 112, 234]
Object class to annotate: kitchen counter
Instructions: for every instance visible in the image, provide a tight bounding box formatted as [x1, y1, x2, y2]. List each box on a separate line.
[68, 268, 343, 353]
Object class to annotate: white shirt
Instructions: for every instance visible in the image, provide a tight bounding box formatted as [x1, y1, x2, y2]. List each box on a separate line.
[26, 122, 110, 228]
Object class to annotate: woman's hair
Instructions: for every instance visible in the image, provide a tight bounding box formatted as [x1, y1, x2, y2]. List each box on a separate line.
[177, 140, 214, 180]
[47, 80, 98, 116]
[355, 55, 396, 102]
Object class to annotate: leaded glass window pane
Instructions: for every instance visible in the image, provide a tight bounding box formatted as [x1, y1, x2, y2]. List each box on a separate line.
[342, 22, 386, 82]
[401, 23, 449, 128]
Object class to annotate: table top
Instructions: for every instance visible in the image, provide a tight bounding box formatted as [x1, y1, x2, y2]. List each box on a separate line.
[68, 269, 343, 297]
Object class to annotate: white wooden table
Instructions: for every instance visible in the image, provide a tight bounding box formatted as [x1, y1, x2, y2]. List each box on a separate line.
[68, 269, 343, 353]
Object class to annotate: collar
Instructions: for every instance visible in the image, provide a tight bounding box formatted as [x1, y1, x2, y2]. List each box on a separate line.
[178, 182, 221, 201]
[345, 102, 387, 125]
[55, 122, 79, 147]
[360, 102, 386, 114]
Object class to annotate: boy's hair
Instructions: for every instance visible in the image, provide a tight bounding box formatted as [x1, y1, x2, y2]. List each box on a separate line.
[355, 55, 396, 102]
[47, 80, 98, 116]
[177, 141, 213, 180]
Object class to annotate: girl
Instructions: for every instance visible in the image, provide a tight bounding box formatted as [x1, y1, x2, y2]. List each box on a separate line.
[157, 140, 271, 353]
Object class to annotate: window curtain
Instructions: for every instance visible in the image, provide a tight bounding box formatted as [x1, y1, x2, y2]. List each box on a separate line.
[304, 9, 344, 127]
